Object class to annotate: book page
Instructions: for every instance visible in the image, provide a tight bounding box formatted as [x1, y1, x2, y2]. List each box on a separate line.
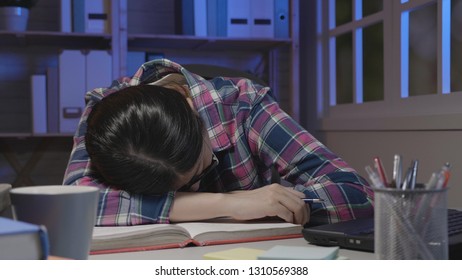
[177, 220, 303, 244]
[91, 224, 191, 251]
[93, 223, 185, 239]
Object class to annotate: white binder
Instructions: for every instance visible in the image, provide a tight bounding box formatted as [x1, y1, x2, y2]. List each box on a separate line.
[194, 0, 207, 36]
[86, 50, 112, 91]
[58, 50, 86, 134]
[60, 0, 72, 32]
[227, 0, 251, 37]
[31, 75, 47, 134]
[274, 0, 289, 38]
[225, 0, 288, 38]
[251, 0, 274, 38]
[73, 0, 111, 33]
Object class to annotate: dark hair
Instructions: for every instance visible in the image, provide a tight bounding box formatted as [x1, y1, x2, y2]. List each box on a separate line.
[85, 84, 204, 195]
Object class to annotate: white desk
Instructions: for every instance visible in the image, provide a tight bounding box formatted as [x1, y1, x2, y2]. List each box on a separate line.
[89, 237, 375, 260]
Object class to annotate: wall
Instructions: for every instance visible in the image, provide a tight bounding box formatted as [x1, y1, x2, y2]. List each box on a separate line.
[299, 0, 461, 209]
[321, 130, 462, 209]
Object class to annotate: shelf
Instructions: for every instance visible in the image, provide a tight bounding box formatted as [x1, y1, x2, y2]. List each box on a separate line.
[0, 133, 74, 138]
[0, 31, 291, 52]
[0, 31, 112, 50]
[127, 34, 292, 52]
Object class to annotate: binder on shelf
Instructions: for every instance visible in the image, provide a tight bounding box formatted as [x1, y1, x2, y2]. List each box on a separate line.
[224, 0, 289, 38]
[250, 0, 274, 38]
[31, 75, 47, 134]
[177, 0, 194, 35]
[86, 50, 112, 92]
[46, 67, 59, 134]
[274, 0, 289, 38]
[58, 50, 112, 134]
[175, 0, 209, 36]
[72, 0, 111, 34]
[207, 0, 227, 37]
[60, 0, 72, 32]
[227, 0, 250, 37]
[58, 50, 86, 134]
[194, 0, 207, 36]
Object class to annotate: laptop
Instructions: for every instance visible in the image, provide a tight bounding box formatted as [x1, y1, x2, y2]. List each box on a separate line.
[302, 208, 462, 260]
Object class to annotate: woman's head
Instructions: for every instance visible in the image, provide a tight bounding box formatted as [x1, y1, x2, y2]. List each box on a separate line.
[85, 84, 205, 195]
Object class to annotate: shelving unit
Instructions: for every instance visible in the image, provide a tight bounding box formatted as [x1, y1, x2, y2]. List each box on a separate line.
[127, 34, 291, 51]
[0, 0, 300, 186]
[0, 31, 111, 49]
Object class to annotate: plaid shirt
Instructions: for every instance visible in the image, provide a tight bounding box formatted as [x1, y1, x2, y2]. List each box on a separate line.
[63, 59, 374, 226]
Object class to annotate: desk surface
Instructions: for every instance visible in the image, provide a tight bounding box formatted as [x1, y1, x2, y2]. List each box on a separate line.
[88, 237, 375, 260]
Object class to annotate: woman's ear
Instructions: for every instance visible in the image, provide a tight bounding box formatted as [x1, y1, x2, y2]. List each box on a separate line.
[185, 97, 195, 111]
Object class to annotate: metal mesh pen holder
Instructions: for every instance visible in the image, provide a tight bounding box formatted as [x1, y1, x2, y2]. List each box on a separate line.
[373, 187, 448, 260]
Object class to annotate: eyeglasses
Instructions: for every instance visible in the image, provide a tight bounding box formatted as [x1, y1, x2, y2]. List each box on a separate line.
[178, 153, 218, 192]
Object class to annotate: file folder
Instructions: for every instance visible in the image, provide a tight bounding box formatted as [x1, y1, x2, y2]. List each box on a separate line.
[46, 67, 59, 133]
[58, 50, 86, 134]
[250, 0, 274, 38]
[274, 0, 289, 38]
[60, 0, 72, 32]
[86, 50, 112, 92]
[194, 0, 207, 36]
[227, 0, 250, 37]
[31, 75, 47, 134]
[73, 0, 110, 33]
[207, 0, 227, 37]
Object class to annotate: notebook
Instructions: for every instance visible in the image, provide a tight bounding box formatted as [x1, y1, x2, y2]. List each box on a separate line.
[91, 219, 303, 254]
[302, 209, 462, 260]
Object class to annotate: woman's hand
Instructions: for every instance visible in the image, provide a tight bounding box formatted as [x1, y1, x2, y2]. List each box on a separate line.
[224, 184, 309, 225]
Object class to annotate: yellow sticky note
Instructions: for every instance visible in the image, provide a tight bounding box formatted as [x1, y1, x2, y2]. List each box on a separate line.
[257, 245, 339, 260]
[203, 247, 266, 260]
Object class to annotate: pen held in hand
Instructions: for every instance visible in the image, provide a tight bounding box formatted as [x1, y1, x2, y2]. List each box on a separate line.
[302, 198, 325, 203]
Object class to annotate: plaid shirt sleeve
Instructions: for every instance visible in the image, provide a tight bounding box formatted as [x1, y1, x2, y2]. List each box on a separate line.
[246, 91, 374, 225]
[62, 77, 174, 226]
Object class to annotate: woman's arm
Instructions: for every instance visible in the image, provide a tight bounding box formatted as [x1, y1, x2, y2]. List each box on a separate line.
[169, 184, 309, 225]
[245, 92, 374, 225]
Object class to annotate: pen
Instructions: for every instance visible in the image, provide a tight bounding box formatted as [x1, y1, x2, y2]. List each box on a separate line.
[280, 179, 324, 203]
[392, 154, 402, 188]
[409, 159, 419, 190]
[302, 198, 325, 203]
[425, 172, 439, 190]
[435, 162, 451, 189]
[401, 166, 413, 190]
[440, 162, 451, 188]
[374, 157, 389, 187]
[365, 165, 386, 188]
[278, 180, 323, 202]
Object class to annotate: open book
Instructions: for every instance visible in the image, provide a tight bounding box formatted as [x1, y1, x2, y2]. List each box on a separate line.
[91, 219, 303, 255]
